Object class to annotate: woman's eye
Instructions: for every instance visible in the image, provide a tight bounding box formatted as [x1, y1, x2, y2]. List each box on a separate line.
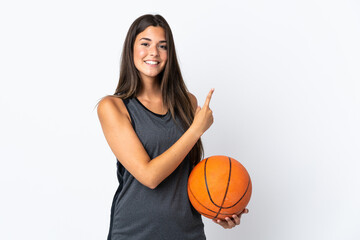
[141, 43, 149, 47]
[159, 45, 167, 50]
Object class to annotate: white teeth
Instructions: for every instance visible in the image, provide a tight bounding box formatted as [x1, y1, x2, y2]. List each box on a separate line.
[145, 61, 159, 65]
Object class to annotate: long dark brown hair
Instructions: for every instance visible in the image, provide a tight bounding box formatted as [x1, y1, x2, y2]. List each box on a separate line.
[100, 14, 203, 167]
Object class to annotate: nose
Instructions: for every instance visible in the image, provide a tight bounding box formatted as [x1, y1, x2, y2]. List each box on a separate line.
[149, 45, 159, 57]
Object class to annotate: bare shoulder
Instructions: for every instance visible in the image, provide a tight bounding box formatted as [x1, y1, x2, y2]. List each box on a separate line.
[97, 95, 130, 121]
[187, 92, 198, 111]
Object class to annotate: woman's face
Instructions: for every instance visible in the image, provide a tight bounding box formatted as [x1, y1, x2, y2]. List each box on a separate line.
[133, 26, 168, 82]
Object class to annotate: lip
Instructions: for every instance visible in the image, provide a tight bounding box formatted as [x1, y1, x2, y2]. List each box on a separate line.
[144, 60, 160, 62]
[144, 60, 160, 66]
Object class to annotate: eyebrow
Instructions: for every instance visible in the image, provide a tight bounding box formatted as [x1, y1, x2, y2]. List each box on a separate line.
[139, 37, 167, 43]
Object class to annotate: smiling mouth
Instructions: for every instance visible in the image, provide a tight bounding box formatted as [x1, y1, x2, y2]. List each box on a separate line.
[144, 60, 160, 65]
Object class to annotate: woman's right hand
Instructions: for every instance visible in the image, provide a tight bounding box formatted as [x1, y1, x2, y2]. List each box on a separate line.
[191, 88, 215, 135]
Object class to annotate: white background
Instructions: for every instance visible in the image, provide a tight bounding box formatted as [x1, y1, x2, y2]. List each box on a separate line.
[1, 0, 359, 239]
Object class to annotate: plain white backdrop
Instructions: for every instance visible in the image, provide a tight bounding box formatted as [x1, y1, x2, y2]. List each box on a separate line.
[1, 0, 359, 239]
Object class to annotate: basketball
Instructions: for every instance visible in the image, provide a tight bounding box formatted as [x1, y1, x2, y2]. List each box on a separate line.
[187, 155, 252, 220]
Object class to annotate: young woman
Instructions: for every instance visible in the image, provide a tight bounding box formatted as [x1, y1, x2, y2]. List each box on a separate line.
[97, 14, 248, 240]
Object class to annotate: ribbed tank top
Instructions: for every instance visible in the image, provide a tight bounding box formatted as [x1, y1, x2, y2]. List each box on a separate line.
[107, 97, 206, 240]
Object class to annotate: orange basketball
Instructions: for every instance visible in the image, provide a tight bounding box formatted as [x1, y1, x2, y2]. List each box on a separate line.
[187, 155, 252, 220]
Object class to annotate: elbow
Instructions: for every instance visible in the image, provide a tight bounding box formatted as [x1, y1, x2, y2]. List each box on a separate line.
[133, 164, 162, 189]
[146, 183, 158, 190]
[144, 179, 159, 190]
[141, 175, 160, 190]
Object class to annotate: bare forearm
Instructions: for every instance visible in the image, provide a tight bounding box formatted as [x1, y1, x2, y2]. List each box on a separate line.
[144, 89, 214, 189]
[146, 126, 202, 189]
[121, 89, 214, 189]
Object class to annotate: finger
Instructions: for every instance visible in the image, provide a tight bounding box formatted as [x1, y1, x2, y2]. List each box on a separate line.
[234, 208, 249, 225]
[203, 88, 214, 108]
[213, 219, 229, 229]
[225, 217, 236, 228]
[237, 208, 249, 216]
[232, 215, 240, 225]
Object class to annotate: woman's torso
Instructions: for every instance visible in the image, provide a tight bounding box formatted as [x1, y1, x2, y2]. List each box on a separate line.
[107, 97, 205, 240]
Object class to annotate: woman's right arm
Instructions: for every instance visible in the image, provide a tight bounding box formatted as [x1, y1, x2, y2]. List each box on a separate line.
[97, 89, 214, 189]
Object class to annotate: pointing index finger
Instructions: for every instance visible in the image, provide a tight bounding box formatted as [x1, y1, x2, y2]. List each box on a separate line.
[204, 88, 215, 108]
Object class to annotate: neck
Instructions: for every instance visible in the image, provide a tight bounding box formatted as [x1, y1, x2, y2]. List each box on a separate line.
[136, 76, 167, 114]
[137, 76, 162, 100]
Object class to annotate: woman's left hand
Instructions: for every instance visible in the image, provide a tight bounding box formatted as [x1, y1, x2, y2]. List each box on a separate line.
[212, 208, 249, 229]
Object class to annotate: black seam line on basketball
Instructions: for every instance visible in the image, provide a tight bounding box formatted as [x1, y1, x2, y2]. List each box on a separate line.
[189, 185, 239, 218]
[197, 210, 239, 218]
[205, 157, 230, 208]
[220, 174, 251, 209]
[204, 158, 222, 208]
[213, 157, 232, 219]
[188, 185, 218, 214]
[195, 210, 238, 218]
[196, 210, 216, 218]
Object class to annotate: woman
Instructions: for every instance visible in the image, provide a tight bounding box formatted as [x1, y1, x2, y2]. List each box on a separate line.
[97, 14, 248, 240]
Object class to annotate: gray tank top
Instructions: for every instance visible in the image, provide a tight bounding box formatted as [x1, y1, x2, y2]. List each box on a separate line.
[107, 97, 206, 240]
